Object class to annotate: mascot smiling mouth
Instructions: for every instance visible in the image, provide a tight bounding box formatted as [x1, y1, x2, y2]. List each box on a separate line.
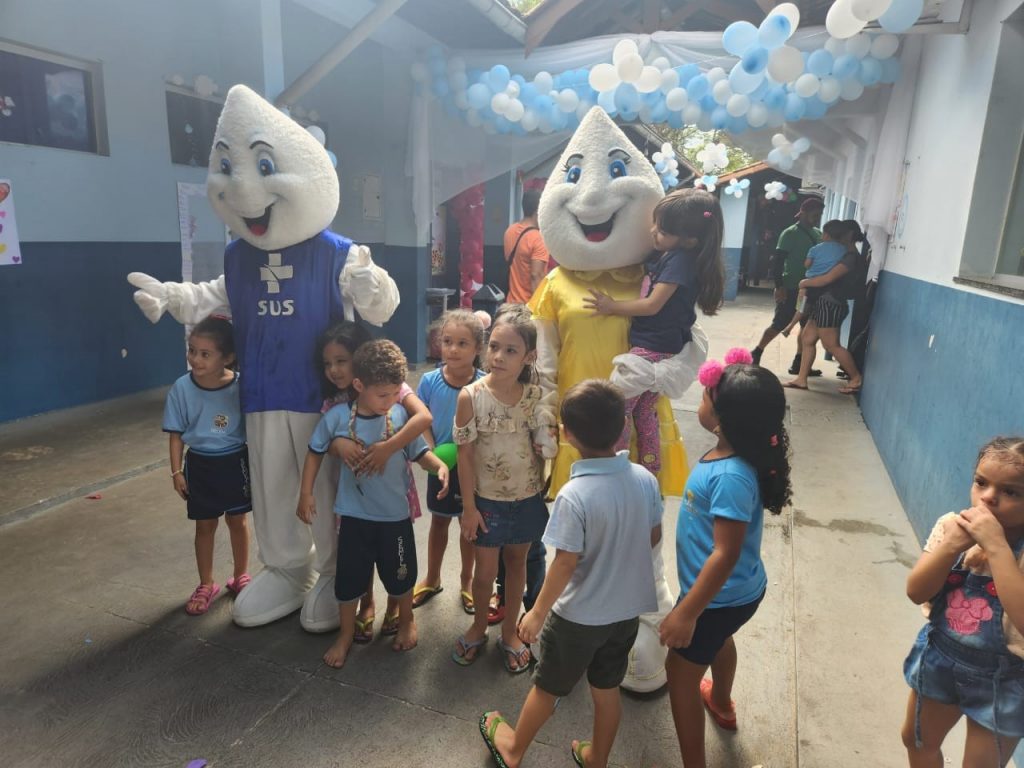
[244, 205, 274, 237]
[578, 215, 615, 243]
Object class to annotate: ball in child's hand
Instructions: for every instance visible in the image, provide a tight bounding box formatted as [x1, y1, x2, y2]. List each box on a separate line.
[431, 442, 458, 473]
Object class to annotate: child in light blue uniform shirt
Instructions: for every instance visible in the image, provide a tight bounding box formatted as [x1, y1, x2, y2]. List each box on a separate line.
[660, 351, 791, 763]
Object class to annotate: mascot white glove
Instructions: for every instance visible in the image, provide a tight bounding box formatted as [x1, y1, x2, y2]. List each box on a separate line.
[128, 272, 181, 324]
[340, 245, 400, 326]
[127, 272, 229, 325]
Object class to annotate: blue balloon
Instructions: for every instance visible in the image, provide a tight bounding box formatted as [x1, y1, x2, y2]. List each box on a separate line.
[741, 46, 769, 74]
[723, 21, 759, 56]
[730, 61, 764, 94]
[859, 58, 883, 87]
[468, 68, 484, 84]
[551, 110, 570, 130]
[880, 58, 902, 84]
[429, 58, 446, 78]
[879, 0, 924, 33]
[784, 93, 806, 121]
[803, 96, 827, 119]
[711, 106, 729, 129]
[534, 94, 555, 114]
[614, 83, 640, 113]
[655, 160, 667, 173]
[519, 83, 538, 106]
[489, 64, 511, 91]
[727, 115, 748, 134]
[763, 85, 787, 111]
[686, 74, 710, 100]
[833, 54, 860, 81]
[597, 90, 617, 116]
[650, 101, 669, 123]
[619, 109, 638, 122]
[667, 111, 685, 128]
[757, 14, 791, 50]
[495, 115, 511, 133]
[677, 64, 701, 84]
[432, 79, 449, 97]
[512, 74, 526, 86]
[807, 50, 834, 77]
[700, 94, 718, 112]
[467, 83, 491, 110]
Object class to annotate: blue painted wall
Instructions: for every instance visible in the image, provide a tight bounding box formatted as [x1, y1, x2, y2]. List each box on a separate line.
[0, 243, 184, 423]
[723, 247, 741, 302]
[861, 271, 1024, 539]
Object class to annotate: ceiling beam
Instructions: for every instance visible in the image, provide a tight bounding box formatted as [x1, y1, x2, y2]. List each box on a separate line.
[524, 0, 587, 55]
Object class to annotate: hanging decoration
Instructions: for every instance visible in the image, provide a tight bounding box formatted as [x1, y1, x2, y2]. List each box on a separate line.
[651, 142, 681, 190]
[826, 0, 924, 38]
[766, 133, 812, 172]
[694, 175, 720, 193]
[449, 184, 485, 308]
[764, 180, 789, 200]
[724, 178, 751, 198]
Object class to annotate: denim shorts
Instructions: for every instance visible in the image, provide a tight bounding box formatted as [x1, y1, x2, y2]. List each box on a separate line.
[473, 493, 548, 548]
[904, 626, 1024, 737]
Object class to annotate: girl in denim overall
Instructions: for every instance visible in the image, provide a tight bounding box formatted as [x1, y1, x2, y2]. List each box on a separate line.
[902, 437, 1024, 767]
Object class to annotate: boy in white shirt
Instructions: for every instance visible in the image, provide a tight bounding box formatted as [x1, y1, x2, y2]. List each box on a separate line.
[479, 379, 663, 768]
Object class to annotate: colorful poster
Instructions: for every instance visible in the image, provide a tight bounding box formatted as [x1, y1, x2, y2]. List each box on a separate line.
[0, 179, 22, 266]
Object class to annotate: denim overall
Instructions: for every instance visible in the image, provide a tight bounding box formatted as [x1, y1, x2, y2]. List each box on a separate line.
[905, 541, 1024, 759]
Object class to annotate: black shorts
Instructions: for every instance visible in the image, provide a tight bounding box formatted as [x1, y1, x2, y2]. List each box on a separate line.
[533, 612, 640, 697]
[183, 447, 251, 521]
[427, 464, 463, 516]
[770, 291, 801, 332]
[810, 292, 849, 329]
[672, 590, 765, 665]
[335, 516, 417, 602]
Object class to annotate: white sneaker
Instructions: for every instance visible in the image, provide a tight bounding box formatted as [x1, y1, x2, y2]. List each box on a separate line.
[300, 573, 342, 633]
[231, 566, 314, 627]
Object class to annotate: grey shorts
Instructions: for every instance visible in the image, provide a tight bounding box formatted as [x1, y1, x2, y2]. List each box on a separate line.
[532, 612, 640, 697]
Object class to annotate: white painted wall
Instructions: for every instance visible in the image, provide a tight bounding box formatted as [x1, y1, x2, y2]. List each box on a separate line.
[883, 0, 1023, 293]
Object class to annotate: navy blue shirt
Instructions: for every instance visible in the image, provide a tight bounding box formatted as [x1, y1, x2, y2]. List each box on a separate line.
[224, 230, 351, 414]
[628, 248, 699, 355]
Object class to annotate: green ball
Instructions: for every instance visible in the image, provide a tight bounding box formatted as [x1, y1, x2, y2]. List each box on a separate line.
[431, 442, 458, 473]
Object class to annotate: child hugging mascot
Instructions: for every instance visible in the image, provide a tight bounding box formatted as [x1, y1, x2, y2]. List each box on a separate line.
[128, 85, 399, 631]
[529, 107, 707, 691]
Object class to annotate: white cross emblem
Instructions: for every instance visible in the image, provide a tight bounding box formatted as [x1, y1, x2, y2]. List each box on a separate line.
[260, 253, 293, 294]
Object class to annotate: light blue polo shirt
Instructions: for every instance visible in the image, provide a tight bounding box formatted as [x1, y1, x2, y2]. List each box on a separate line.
[543, 451, 662, 626]
[416, 366, 483, 445]
[309, 402, 428, 522]
[676, 454, 766, 609]
[162, 372, 246, 455]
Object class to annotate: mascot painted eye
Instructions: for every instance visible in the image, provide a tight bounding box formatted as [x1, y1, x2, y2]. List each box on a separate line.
[609, 159, 628, 179]
[257, 155, 276, 176]
[220, 157, 232, 175]
[565, 165, 582, 184]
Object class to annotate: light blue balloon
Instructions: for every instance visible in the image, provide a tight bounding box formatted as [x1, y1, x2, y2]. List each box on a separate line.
[763, 85, 788, 111]
[711, 106, 729, 129]
[667, 111, 684, 128]
[614, 83, 640, 113]
[807, 50, 834, 77]
[880, 58, 902, 84]
[597, 90, 617, 116]
[727, 115, 748, 134]
[520, 83, 538, 106]
[619, 109, 638, 122]
[833, 54, 860, 81]
[655, 160, 667, 173]
[739, 178, 750, 189]
[650, 102, 669, 123]
[489, 64, 511, 91]
[677, 64, 701, 84]
[700, 94, 718, 112]
[741, 46, 769, 75]
[429, 58, 446, 78]
[879, 0, 924, 33]
[859, 58, 882, 87]
[723, 20, 759, 56]
[495, 115, 511, 133]
[467, 83, 491, 110]
[432, 79, 449, 97]
[535, 94, 555, 114]
[327, 150, 337, 168]
[686, 74, 710, 100]
[730, 61, 764, 94]
[767, 148, 783, 165]
[783, 93, 806, 121]
[757, 14, 791, 50]
[804, 96, 827, 119]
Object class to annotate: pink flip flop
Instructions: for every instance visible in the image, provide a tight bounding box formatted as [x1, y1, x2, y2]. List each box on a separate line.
[185, 583, 221, 615]
[226, 573, 251, 595]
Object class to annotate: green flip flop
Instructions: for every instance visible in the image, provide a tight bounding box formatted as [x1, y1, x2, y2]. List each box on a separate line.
[571, 739, 592, 768]
[478, 711, 511, 768]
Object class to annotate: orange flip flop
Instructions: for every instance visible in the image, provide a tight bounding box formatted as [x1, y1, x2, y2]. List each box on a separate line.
[700, 677, 738, 731]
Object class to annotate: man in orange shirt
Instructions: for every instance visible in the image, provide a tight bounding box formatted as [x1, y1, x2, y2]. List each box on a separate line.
[504, 188, 551, 304]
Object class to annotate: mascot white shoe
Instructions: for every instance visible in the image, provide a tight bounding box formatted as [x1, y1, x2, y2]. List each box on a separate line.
[128, 85, 399, 631]
[529, 108, 707, 691]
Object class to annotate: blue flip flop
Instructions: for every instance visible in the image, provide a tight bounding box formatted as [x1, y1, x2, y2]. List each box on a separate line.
[452, 634, 487, 666]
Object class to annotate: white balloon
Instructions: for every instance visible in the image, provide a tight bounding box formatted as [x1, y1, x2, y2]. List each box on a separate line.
[706, 67, 727, 84]
[747, 102, 768, 127]
[841, 78, 865, 100]
[772, 132, 788, 148]
[613, 39, 640, 64]
[636, 66, 663, 93]
[795, 73, 821, 98]
[793, 138, 811, 154]
[768, 3, 801, 30]
[767, 45, 804, 84]
[194, 75, 217, 97]
[491, 92, 510, 115]
[651, 56, 671, 71]
[652, 151, 664, 162]
[505, 98, 525, 122]
[683, 102, 703, 124]
[660, 68, 680, 93]
[616, 53, 645, 84]
[824, 37, 845, 56]
[521, 109, 539, 131]
[665, 87, 688, 111]
[589, 63, 619, 92]
[505, 81, 520, 98]
[712, 79, 732, 105]
[846, 33, 872, 59]
[726, 93, 750, 117]
[819, 76, 842, 103]
[557, 88, 579, 112]
[851, 0, 893, 21]
[533, 71, 554, 93]
[306, 125, 326, 145]
[826, 0, 867, 39]
[871, 33, 900, 59]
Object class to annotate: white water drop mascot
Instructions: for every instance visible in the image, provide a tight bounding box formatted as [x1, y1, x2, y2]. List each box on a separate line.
[529, 107, 707, 691]
[128, 84, 399, 631]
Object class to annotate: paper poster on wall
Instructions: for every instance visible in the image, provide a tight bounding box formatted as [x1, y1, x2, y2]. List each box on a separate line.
[0, 179, 22, 266]
[177, 182, 228, 283]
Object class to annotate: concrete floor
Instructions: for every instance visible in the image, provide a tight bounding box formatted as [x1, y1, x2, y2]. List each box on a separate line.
[0, 290, 957, 767]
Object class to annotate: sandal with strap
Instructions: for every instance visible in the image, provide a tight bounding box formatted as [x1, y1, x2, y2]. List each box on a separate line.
[478, 712, 511, 768]
[498, 639, 532, 674]
[185, 583, 221, 616]
[380, 611, 400, 636]
[700, 677, 738, 731]
[452, 634, 487, 666]
[226, 573, 251, 595]
[353, 613, 375, 644]
[571, 739, 592, 768]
